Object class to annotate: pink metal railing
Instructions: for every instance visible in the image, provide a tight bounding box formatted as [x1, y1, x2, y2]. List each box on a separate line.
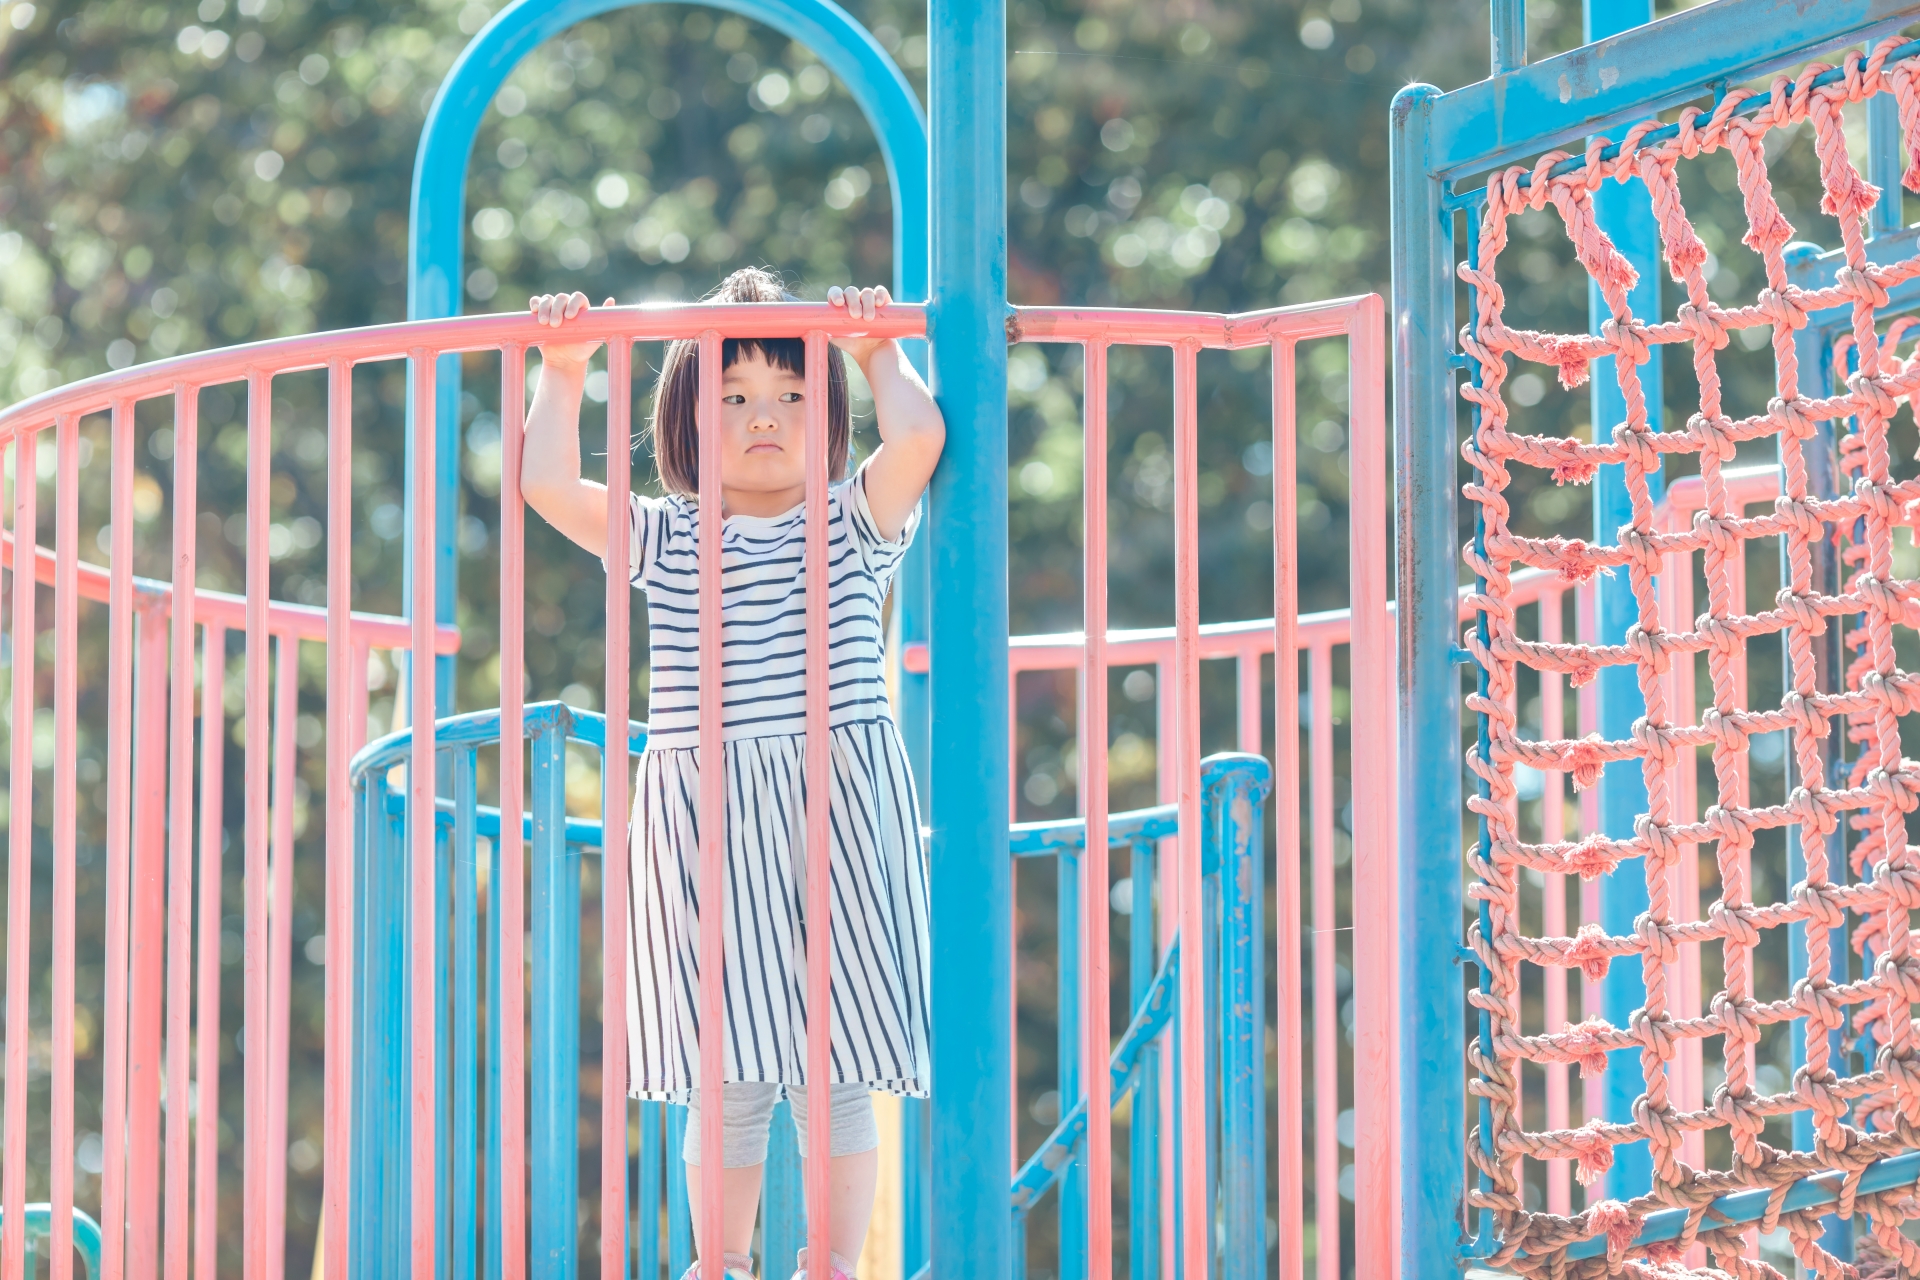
[0, 302, 919, 1280]
[1002, 296, 1392, 1280]
[2, 294, 1419, 1280]
[0, 457, 455, 1280]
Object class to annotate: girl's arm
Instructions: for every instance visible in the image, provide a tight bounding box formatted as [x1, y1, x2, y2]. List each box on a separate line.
[520, 290, 618, 555]
[830, 285, 945, 541]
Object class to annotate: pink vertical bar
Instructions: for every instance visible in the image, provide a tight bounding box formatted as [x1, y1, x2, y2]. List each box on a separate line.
[695, 331, 727, 1276]
[1538, 592, 1570, 1215]
[406, 351, 438, 1280]
[1154, 656, 1174, 1280]
[802, 331, 835, 1280]
[195, 623, 227, 1280]
[322, 357, 354, 1280]
[1345, 296, 1394, 1275]
[1660, 530, 1702, 1173]
[1269, 340, 1304, 1280]
[244, 369, 273, 1280]
[2, 425, 35, 1280]
[130, 596, 168, 1280]
[1575, 583, 1599, 1132]
[104, 399, 136, 1280]
[266, 634, 299, 1280]
[1235, 651, 1261, 758]
[1079, 340, 1113, 1280]
[602, 336, 633, 1280]
[1170, 338, 1207, 1280]
[1306, 644, 1337, 1280]
[52, 412, 80, 1280]
[164, 383, 200, 1280]
[495, 347, 527, 1280]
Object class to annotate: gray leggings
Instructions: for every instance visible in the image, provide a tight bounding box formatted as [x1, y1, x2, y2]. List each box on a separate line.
[682, 1083, 878, 1169]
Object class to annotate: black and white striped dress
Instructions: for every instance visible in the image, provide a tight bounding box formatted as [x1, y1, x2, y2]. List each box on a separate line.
[614, 464, 930, 1102]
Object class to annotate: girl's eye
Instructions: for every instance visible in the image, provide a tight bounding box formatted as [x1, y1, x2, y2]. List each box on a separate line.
[722, 394, 746, 405]
[780, 391, 803, 403]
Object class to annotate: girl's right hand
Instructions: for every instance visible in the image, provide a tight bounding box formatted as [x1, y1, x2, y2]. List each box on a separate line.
[529, 291, 615, 369]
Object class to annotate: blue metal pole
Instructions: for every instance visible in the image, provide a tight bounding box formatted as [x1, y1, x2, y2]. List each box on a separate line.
[1490, 0, 1526, 75]
[636, 1103, 662, 1280]
[1391, 80, 1469, 1280]
[667, 1108, 692, 1280]
[530, 723, 579, 1279]
[453, 749, 480, 1280]
[1583, 0, 1662, 1204]
[1128, 841, 1159, 1280]
[763, 1100, 805, 1273]
[926, 2, 1010, 1278]
[1057, 845, 1085, 1280]
[1212, 759, 1270, 1280]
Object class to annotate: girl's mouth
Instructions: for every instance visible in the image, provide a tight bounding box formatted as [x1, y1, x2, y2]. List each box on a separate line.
[747, 443, 782, 453]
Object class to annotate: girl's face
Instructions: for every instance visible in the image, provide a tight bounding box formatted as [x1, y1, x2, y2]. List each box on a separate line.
[716, 350, 811, 504]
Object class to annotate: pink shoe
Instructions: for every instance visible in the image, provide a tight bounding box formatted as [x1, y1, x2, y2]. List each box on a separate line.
[788, 1248, 857, 1280]
[678, 1253, 757, 1280]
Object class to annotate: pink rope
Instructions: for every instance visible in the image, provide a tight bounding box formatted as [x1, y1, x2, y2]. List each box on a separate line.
[1461, 37, 1920, 1277]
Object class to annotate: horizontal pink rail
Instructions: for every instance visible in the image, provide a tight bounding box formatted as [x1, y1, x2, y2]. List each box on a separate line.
[0, 529, 460, 652]
[0, 304, 926, 445]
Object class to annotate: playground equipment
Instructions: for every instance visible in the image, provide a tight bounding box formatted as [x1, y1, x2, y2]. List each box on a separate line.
[19, 1, 1920, 1279]
[1398, 0, 1920, 1275]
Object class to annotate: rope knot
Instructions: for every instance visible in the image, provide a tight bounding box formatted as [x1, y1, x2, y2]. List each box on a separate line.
[1564, 733, 1610, 791]
[1847, 368, 1901, 419]
[1756, 286, 1809, 331]
[1675, 301, 1730, 350]
[1584, 1196, 1636, 1249]
[1563, 925, 1614, 983]
[1769, 394, 1819, 440]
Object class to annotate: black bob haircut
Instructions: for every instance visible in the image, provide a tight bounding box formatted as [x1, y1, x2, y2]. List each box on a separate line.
[645, 267, 850, 498]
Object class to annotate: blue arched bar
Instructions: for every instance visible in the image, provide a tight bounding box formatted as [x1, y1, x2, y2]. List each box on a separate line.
[404, 0, 930, 718]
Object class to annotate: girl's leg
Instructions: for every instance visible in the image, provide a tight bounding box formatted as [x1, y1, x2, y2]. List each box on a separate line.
[786, 1084, 881, 1268]
[685, 1083, 780, 1267]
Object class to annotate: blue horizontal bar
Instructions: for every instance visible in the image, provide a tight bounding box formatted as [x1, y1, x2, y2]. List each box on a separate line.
[369, 787, 610, 850]
[1010, 940, 1179, 1213]
[1556, 1152, 1920, 1261]
[349, 700, 647, 780]
[1787, 230, 1920, 340]
[1427, 1, 1919, 182]
[1009, 804, 1177, 858]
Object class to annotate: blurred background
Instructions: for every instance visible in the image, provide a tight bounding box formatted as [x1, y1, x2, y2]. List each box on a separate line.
[5, 0, 1897, 1277]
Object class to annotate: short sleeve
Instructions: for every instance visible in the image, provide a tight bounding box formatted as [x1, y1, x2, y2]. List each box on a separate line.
[602, 492, 671, 588]
[840, 460, 920, 590]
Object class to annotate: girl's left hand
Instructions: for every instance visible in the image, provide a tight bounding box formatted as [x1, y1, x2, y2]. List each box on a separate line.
[827, 284, 893, 364]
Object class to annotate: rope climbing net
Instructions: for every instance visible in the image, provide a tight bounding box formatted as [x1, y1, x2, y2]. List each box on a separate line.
[1460, 35, 1920, 1279]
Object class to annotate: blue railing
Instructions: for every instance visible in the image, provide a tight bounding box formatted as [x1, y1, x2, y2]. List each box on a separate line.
[348, 704, 1270, 1280]
[0, 1205, 103, 1279]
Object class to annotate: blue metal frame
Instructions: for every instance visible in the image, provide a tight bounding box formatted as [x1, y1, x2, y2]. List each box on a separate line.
[925, 7, 1010, 1280]
[1394, 2, 1920, 1274]
[352, 696, 1266, 1280]
[0, 1205, 103, 1280]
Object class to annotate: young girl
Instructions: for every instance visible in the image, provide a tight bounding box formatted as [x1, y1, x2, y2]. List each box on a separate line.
[519, 267, 944, 1280]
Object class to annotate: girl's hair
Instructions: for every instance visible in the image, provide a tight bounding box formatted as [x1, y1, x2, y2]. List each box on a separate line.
[646, 267, 850, 498]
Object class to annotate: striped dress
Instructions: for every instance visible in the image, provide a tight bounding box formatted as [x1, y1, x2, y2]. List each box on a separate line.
[614, 463, 930, 1102]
